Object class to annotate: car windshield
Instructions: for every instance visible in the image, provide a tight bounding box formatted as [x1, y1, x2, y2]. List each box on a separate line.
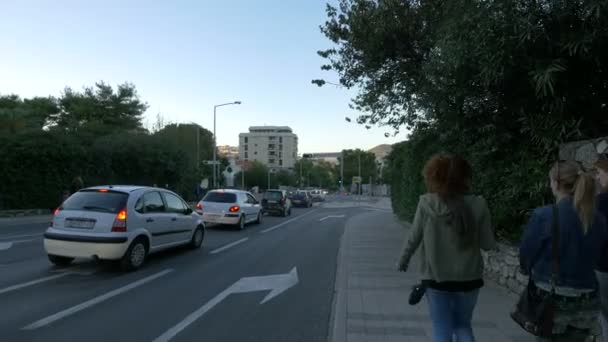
[61, 190, 128, 214]
[263, 191, 283, 200]
[202, 192, 237, 203]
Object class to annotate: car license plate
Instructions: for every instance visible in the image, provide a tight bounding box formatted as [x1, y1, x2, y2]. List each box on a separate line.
[65, 218, 95, 229]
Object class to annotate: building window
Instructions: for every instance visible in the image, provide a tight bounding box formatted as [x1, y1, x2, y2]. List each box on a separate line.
[244, 137, 248, 143]
[279, 159, 283, 166]
[254, 151, 257, 155]
[279, 137, 283, 143]
[268, 144, 276, 149]
[269, 151, 276, 156]
[269, 158, 275, 164]
[244, 152, 248, 159]
[269, 136, 276, 141]
[279, 144, 283, 150]
[279, 152, 282, 158]
[244, 145, 248, 151]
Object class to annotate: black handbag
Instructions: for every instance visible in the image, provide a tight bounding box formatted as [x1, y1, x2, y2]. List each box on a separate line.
[510, 205, 560, 337]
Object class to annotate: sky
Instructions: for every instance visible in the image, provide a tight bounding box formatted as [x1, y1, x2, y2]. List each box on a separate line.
[0, 0, 406, 153]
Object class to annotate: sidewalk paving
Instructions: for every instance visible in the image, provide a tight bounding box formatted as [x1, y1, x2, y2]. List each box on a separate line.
[330, 200, 534, 342]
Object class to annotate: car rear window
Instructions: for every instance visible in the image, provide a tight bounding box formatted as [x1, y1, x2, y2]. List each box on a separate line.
[62, 190, 128, 214]
[263, 191, 283, 200]
[203, 192, 237, 203]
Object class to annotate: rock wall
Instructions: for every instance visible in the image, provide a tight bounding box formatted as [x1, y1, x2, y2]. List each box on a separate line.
[482, 243, 528, 294]
[559, 137, 608, 169]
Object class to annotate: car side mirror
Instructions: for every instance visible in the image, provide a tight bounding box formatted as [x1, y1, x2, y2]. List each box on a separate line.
[185, 207, 193, 214]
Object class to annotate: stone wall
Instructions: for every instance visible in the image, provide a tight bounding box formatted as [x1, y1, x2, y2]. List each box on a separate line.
[559, 137, 608, 169]
[482, 242, 528, 294]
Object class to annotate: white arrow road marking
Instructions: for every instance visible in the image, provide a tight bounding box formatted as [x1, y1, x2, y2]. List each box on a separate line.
[210, 237, 249, 254]
[260, 209, 318, 233]
[22, 269, 173, 330]
[319, 214, 346, 222]
[152, 267, 299, 342]
[0, 273, 70, 295]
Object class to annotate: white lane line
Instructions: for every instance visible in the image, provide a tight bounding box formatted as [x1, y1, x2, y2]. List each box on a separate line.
[0, 233, 44, 240]
[260, 209, 319, 234]
[0, 242, 12, 251]
[319, 214, 346, 222]
[0, 273, 70, 295]
[209, 238, 249, 255]
[22, 269, 174, 330]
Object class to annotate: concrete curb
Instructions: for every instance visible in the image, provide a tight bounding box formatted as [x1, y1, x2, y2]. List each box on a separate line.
[0, 209, 51, 218]
[328, 214, 350, 342]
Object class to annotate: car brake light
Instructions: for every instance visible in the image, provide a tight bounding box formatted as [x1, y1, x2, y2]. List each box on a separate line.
[229, 205, 240, 212]
[98, 189, 109, 192]
[196, 203, 203, 211]
[112, 209, 127, 232]
[53, 207, 61, 216]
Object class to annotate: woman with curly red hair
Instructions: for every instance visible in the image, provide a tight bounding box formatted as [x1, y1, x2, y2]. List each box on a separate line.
[398, 153, 496, 341]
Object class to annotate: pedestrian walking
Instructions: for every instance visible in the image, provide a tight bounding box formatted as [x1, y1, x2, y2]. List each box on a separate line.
[594, 159, 608, 341]
[397, 154, 496, 341]
[70, 176, 84, 195]
[518, 160, 607, 341]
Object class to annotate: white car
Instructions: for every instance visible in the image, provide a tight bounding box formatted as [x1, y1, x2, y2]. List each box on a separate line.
[44, 186, 205, 271]
[310, 189, 326, 202]
[196, 189, 262, 229]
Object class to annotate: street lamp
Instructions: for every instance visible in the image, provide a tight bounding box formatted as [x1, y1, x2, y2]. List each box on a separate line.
[213, 101, 241, 189]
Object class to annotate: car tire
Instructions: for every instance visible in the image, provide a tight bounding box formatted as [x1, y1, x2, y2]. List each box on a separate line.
[48, 254, 74, 267]
[255, 211, 262, 224]
[189, 226, 204, 249]
[238, 215, 246, 230]
[120, 237, 148, 271]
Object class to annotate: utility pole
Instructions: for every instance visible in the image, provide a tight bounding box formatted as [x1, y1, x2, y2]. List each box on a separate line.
[196, 125, 200, 179]
[358, 152, 362, 196]
[340, 150, 344, 193]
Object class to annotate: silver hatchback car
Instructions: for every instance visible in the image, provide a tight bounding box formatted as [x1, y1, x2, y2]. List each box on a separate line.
[196, 189, 262, 229]
[44, 185, 205, 271]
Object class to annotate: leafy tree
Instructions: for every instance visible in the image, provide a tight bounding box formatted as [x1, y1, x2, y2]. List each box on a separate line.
[0, 95, 57, 134]
[234, 161, 269, 190]
[338, 149, 377, 187]
[318, 0, 608, 240]
[50, 81, 148, 134]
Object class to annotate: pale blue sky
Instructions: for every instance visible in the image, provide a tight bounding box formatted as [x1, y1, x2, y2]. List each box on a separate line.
[0, 0, 406, 152]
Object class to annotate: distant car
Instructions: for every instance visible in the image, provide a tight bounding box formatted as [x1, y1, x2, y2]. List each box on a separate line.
[196, 189, 262, 230]
[290, 190, 313, 208]
[309, 189, 325, 202]
[262, 190, 292, 217]
[44, 186, 205, 271]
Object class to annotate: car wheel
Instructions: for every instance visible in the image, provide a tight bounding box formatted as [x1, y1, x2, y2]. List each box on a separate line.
[48, 254, 74, 267]
[121, 237, 148, 271]
[238, 215, 246, 230]
[255, 211, 262, 224]
[189, 226, 204, 249]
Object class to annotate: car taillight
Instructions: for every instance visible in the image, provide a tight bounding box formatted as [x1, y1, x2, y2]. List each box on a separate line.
[196, 203, 203, 211]
[50, 207, 61, 227]
[112, 209, 127, 232]
[280, 198, 286, 204]
[229, 205, 240, 212]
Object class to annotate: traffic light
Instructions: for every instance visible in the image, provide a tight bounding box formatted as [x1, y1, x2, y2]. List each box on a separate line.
[302, 153, 313, 158]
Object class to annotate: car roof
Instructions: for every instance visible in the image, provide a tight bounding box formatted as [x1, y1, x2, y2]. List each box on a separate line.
[82, 185, 153, 193]
[208, 189, 248, 194]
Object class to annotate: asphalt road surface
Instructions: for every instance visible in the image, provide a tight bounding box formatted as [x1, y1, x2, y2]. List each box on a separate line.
[0, 197, 369, 342]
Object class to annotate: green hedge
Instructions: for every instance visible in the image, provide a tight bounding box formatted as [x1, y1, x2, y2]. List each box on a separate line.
[0, 131, 200, 210]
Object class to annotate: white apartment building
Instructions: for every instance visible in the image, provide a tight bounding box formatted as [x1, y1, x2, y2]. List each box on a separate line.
[238, 126, 298, 169]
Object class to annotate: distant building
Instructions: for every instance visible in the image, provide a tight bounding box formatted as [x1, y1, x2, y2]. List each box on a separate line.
[303, 152, 341, 165]
[239, 126, 298, 169]
[217, 145, 239, 159]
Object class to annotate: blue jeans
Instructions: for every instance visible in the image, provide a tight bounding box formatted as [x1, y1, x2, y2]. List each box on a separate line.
[426, 288, 480, 342]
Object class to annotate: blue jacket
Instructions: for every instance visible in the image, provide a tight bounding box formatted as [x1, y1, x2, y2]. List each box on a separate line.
[519, 197, 608, 289]
[598, 192, 608, 272]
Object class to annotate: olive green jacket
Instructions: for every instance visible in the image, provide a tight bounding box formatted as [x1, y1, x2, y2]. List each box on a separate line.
[399, 193, 496, 282]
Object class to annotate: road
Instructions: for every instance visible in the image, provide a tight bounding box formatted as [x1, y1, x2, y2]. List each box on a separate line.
[0, 197, 373, 342]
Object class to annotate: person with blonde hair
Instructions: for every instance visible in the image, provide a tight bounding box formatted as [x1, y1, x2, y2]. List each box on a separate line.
[398, 154, 496, 341]
[594, 158, 608, 341]
[519, 160, 608, 341]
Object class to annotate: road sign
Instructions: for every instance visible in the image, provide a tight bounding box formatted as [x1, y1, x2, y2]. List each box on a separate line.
[352, 176, 362, 183]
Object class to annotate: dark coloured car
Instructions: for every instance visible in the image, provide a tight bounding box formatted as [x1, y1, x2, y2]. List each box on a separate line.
[262, 190, 292, 216]
[290, 191, 313, 208]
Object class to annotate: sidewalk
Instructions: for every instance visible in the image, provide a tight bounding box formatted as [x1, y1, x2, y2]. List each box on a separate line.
[330, 202, 534, 342]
